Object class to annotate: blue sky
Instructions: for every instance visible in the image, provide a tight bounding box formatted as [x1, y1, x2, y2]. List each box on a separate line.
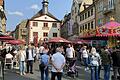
[5, 0, 72, 31]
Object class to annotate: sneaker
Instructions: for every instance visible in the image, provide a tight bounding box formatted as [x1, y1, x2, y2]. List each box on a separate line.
[86, 67, 89, 70]
[23, 72, 26, 75]
[20, 73, 23, 75]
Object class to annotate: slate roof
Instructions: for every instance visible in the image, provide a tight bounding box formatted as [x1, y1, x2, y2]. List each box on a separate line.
[30, 9, 60, 22]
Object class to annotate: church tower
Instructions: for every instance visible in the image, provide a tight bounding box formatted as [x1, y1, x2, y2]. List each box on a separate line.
[42, 0, 49, 14]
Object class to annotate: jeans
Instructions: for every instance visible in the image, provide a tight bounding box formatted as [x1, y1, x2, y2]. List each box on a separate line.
[19, 61, 25, 74]
[103, 65, 110, 80]
[51, 72, 63, 80]
[113, 66, 120, 80]
[26, 60, 33, 73]
[91, 66, 99, 80]
[83, 58, 88, 68]
[98, 65, 101, 79]
[40, 66, 49, 80]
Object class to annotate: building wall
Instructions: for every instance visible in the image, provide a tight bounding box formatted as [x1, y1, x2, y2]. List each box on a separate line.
[29, 15, 61, 43]
[79, 4, 95, 36]
[0, 0, 6, 33]
[14, 20, 28, 41]
[71, 0, 82, 36]
[95, 0, 120, 27]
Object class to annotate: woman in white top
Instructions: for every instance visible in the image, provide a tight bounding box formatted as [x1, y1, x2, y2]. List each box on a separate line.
[90, 47, 100, 80]
[17, 46, 26, 75]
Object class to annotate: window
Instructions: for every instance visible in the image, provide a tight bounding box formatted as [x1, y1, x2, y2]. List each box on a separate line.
[83, 14, 84, 20]
[83, 25, 84, 31]
[43, 23, 48, 27]
[85, 24, 87, 30]
[32, 22, 38, 26]
[85, 13, 87, 19]
[88, 23, 90, 30]
[91, 9, 93, 16]
[43, 32, 48, 37]
[88, 11, 90, 17]
[53, 33, 57, 37]
[75, 7, 77, 13]
[91, 21, 94, 29]
[108, 0, 114, 9]
[52, 23, 57, 28]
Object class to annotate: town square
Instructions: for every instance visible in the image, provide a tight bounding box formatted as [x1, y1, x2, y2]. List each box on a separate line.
[0, 0, 120, 80]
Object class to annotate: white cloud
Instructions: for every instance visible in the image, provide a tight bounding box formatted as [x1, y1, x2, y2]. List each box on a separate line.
[8, 11, 24, 16]
[30, 4, 39, 10]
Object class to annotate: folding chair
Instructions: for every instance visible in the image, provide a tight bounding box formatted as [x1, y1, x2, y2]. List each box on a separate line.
[4, 58, 13, 69]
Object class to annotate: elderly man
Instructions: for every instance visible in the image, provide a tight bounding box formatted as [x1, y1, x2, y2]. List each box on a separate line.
[51, 47, 66, 80]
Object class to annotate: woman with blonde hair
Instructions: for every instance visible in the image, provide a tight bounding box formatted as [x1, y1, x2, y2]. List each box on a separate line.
[90, 47, 100, 80]
[16, 46, 26, 75]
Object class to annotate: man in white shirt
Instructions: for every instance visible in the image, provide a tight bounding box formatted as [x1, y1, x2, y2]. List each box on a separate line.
[51, 47, 66, 80]
[26, 44, 35, 74]
[66, 44, 75, 64]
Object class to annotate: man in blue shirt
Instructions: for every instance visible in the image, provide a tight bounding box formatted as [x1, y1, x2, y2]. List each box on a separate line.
[40, 51, 50, 80]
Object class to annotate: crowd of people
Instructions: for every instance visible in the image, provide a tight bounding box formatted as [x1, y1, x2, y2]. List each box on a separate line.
[0, 43, 120, 80]
[78, 45, 120, 80]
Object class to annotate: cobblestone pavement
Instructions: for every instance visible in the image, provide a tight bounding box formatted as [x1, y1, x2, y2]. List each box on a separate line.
[3, 61, 113, 80]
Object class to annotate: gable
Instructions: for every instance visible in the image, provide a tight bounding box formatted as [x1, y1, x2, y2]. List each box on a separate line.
[33, 15, 59, 22]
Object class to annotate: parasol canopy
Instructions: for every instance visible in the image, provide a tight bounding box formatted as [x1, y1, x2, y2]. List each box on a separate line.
[48, 37, 71, 43]
[8, 39, 26, 45]
[0, 36, 14, 41]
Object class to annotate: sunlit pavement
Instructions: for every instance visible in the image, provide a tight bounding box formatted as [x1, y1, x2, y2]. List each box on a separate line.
[3, 61, 112, 80]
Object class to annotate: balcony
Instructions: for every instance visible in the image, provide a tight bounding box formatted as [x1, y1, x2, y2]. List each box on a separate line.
[103, 5, 115, 15]
[42, 27, 49, 30]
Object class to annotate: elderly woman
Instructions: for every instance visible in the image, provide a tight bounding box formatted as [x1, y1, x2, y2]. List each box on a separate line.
[16, 46, 26, 75]
[90, 47, 100, 80]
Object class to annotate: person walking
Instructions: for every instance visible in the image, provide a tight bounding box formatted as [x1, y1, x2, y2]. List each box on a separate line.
[17, 46, 26, 75]
[82, 46, 89, 71]
[66, 44, 75, 64]
[100, 47, 112, 80]
[51, 47, 66, 80]
[26, 44, 35, 74]
[89, 47, 100, 80]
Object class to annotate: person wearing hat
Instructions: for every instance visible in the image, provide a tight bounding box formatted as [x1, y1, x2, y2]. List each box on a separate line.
[51, 47, 66, 80]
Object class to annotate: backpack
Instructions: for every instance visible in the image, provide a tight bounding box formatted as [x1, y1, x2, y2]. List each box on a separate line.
[39, 54, 49, 69]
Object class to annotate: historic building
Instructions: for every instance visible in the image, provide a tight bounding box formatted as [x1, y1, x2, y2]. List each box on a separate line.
[68, 0, 82, 40]
[27, 0, 61, 45]
[60, 13, 72, 39]
[94, 0, 120, 27]
[0, 0, 6, 33]
[78, 3, 95, 36]
[14, 20, 28, 41]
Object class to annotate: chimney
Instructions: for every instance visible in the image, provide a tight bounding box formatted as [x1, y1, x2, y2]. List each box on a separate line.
[42, 0, 49, 14]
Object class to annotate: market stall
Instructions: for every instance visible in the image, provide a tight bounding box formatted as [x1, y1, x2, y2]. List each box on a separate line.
[80, 17, 120, 47]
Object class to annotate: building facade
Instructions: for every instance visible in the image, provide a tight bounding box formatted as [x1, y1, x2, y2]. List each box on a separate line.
[0, 0, 6, 33]
[94, 0, 120, 27]
[27, 0, 61, 45]
[61, 13, 72, 39]
[14, 20, 28, 41]
[79, 3, 95, 36]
